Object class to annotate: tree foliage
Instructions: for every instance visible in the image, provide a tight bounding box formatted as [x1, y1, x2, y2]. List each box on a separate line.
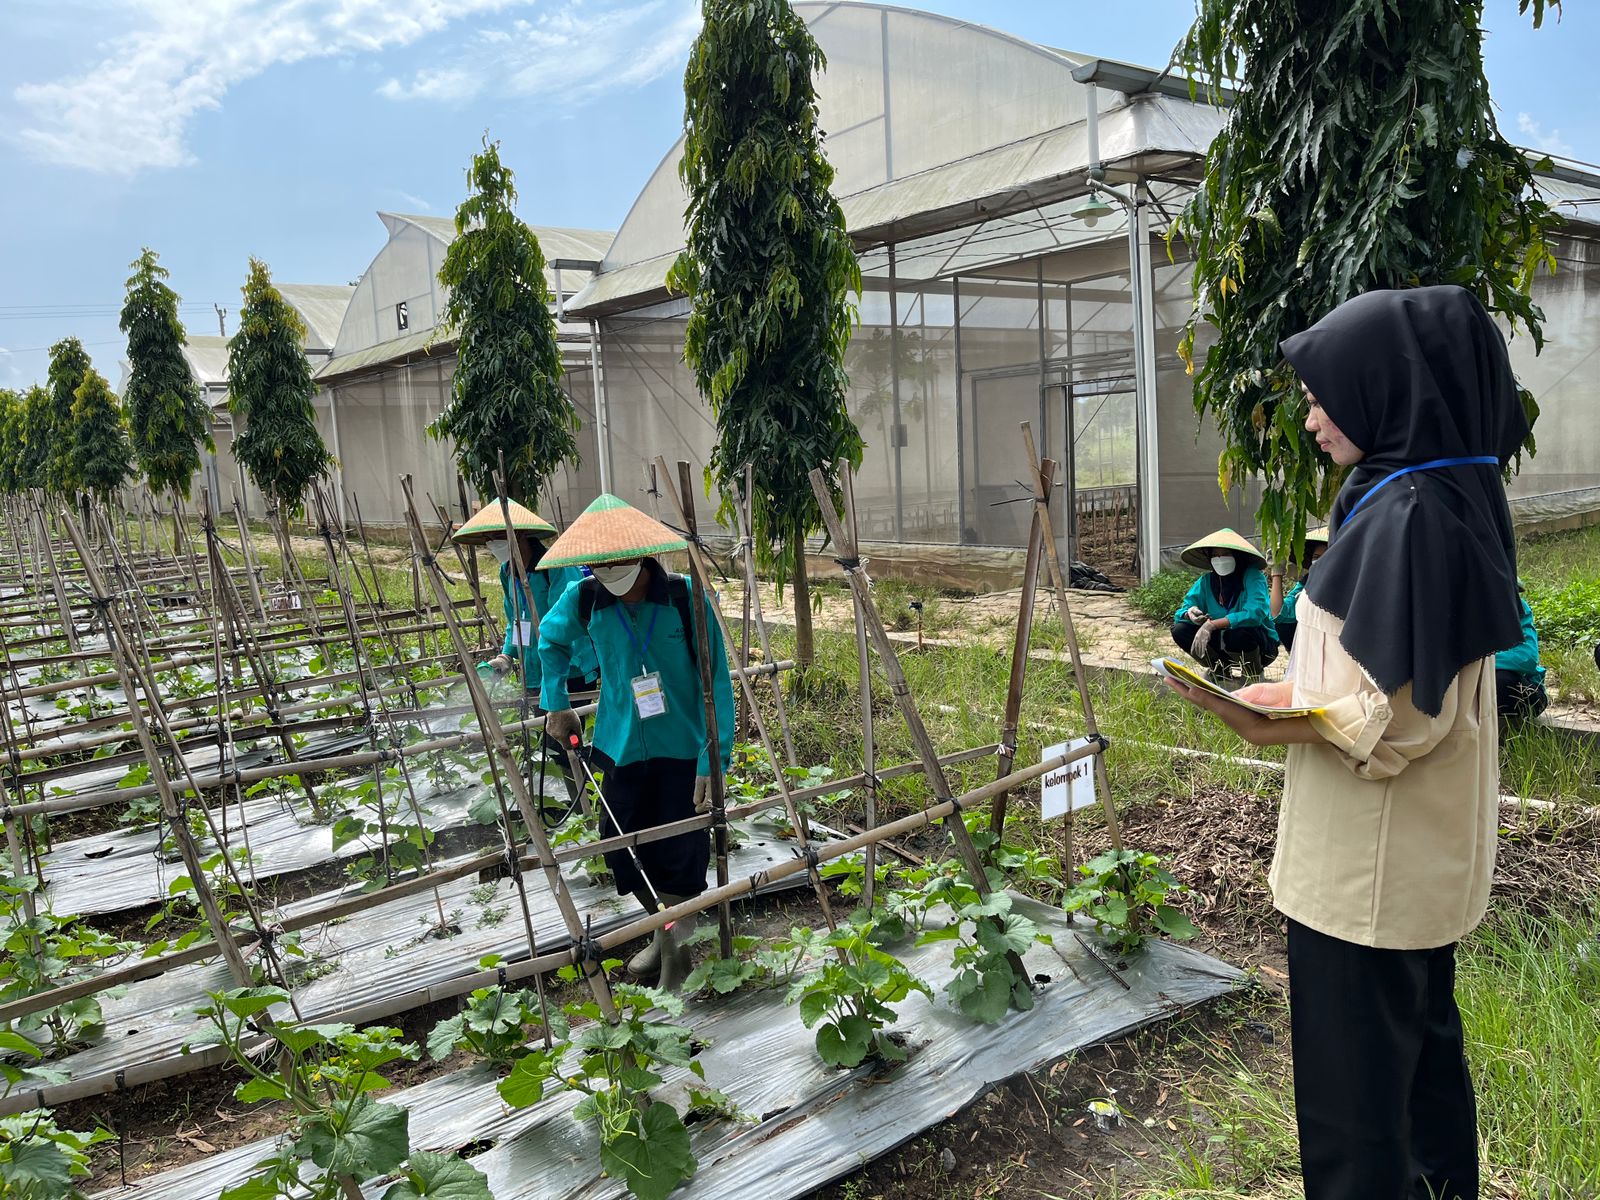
[19, 385, 53, 491]
[120, 247, 212, 499]
[668, 0, 863, 591]
[428, 138, 576, 506]
[1174, 0, 1561, 558]
[228, 258, 333, 516]
[71, 368, 136, 504]
[0, 389, 23, 493]
[45, 337, 91, 496]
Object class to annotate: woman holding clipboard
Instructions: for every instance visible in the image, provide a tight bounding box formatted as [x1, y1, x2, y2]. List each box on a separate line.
[1166, 287, 1526, 1200]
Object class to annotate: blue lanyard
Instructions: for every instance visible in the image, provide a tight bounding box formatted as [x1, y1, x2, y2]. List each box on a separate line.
[611, 601, 660, 671]
[1343, 456, 1498, 522]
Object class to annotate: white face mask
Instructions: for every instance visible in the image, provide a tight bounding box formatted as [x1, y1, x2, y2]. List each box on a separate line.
[485, 538, 512, 565]
[1210, 554, 1237, 577]
[593, 562, 643, 596]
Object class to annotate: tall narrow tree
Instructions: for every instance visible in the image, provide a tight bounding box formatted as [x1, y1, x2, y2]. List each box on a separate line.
[669, 0, 863, 668]
[71, 368, 135, 508]
[45, 337, 91, 497]
[228, 257, 333, 520]
[427, 138, 577, 506]
[0, 389, 23, 494]
[1175, 0, 1560, 557]
[19, 385, 53, 491]
[120, 247, 213, 506]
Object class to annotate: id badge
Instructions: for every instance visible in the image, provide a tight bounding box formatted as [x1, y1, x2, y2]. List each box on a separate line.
[631, 672, 667, 720]
[511, 618, 534, 647]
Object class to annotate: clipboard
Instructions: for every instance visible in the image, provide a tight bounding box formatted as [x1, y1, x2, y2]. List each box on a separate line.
[1152, 657, 1324, 719]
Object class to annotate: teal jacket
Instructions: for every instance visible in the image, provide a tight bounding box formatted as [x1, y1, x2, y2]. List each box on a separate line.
[1174, 567, 1278, 642]
[1276, 580, 1305, 628]
[538, 567, 735, 775]
[502, 561, 597, 687]
[1495, 594, 1544, 682]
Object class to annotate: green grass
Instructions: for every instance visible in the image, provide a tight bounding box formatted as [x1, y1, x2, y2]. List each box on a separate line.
[1130, 908, 1600, 1200]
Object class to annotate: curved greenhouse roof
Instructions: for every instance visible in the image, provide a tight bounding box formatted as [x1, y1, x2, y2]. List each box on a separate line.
[570, 1, 1224, 316]
[321, 212, 613, 380]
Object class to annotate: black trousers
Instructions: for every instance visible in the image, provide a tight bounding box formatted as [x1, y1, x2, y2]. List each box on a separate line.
[588, 751, 708, 900]
[1170, 619, 1280, 668]
[1278, 620, 1298, 652]
[1493, 669, 1547, 721]
[1287, 919, 1478, 1200]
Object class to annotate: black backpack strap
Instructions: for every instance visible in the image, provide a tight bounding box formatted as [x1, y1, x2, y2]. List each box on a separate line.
[663, 575, 697, 669]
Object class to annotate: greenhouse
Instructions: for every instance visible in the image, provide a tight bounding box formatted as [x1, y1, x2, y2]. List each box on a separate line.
[565, 1, 1600, 581]
[309, 213, 614, 530]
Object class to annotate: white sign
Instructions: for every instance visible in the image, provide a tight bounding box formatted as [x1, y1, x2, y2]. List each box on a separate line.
[1041, 738, 1097, 820]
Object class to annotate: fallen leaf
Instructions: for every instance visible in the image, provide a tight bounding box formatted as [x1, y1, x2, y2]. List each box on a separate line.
[1260, 963, 1287, 980]
[1156, 1086, 1168, 1107]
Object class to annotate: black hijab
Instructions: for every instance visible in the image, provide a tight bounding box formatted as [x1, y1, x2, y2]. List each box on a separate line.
[1280, 286, 1527, 716]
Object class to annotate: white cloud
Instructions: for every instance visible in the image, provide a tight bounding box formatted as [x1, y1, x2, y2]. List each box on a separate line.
[1516, 112, 1573, 159]
[377, 1, 700, 106]
[390, 189, 433, 212]
[10, 0, 532, 175]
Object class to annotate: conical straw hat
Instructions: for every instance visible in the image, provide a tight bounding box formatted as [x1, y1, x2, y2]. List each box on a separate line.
[1289, 526, 1330, 568]
[538, 494, 687, 570]
[452, 499, 558, 544]
[1178, 527, 1268, 573]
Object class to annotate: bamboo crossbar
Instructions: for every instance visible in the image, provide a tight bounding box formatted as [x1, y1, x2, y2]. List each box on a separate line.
[0, 738, 1101, 1106]
[2, 702, 598, 819]
[0, 740, 999, 1025]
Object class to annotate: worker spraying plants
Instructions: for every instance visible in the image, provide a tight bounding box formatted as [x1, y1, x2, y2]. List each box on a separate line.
[536, 494, 734, 991]
[452, 498, 597, 802]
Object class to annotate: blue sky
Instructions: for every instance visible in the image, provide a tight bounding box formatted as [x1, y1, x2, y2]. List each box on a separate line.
[1, 0, 1594, 390]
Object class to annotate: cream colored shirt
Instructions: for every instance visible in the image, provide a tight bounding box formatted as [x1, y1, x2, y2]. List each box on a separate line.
[1268, 596, 1499, 950]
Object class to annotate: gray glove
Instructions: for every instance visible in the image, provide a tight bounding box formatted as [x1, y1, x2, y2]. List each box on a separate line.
[1190, 622, 1216, 660]
[488, 653, 513, 673]
[1186, 606, 1207, 625]
[544, 708, 581, 748]
[693, 776, 712, 815]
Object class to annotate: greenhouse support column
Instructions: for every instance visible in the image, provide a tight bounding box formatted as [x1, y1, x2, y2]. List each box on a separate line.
[327, 387, 348, 529]
[888, 245, 906, 541]
[591, 320, 612, 496]
[953, 276, 966, 543]
[1129, 186, 1161, 581]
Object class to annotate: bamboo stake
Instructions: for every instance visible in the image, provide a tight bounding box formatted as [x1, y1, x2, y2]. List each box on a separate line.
[55, 509, 257, 990]
[655, 458, 839, 937]
[1020, 421, 1121, 849]
[398, 474, 617, 1021]
[988, 456, 1049, 843]
[806, 467, 996, 896]
[737, 464, 797, 766]
[839, 463, 878, 910]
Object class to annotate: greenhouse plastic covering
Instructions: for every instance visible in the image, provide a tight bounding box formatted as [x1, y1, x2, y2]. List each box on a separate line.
[93, 895, 1243, 1200]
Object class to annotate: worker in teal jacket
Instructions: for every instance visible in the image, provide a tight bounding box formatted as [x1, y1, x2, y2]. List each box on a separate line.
[539, 494, 735, 990]
[1495, 585, 1547, 720]
[487, 539, 598, 690]
[1171, 527, 1279, 675]
[1272, 528, 1329, 652]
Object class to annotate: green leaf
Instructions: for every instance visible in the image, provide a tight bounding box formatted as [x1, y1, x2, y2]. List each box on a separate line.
[380, 1150, 494, 1200]
[598, 1102, 697, 1200]
[952, 967, 1013, 1025]
[1153, 905, 1199, 941]
[427, 1015, 466, 1062]
[2, 1137, 79, 1193]
[0, 1032, 42, 1059]
[295, 1095, 410, 1178]
[234, 1076, 290, 1105]
[497, 1051, 559, 1108]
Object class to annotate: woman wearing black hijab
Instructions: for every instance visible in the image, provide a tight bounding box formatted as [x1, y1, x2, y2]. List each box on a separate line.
[1165, 286, 1526, 1200]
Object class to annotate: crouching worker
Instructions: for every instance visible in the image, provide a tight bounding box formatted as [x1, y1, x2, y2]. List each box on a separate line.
[1495, 583, 1548, 721]
[454, 500, 598, 801]
[536, 494, 734, 991]
[1172, 528, 1280, 676]
[1272, 528, 1329, 653]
